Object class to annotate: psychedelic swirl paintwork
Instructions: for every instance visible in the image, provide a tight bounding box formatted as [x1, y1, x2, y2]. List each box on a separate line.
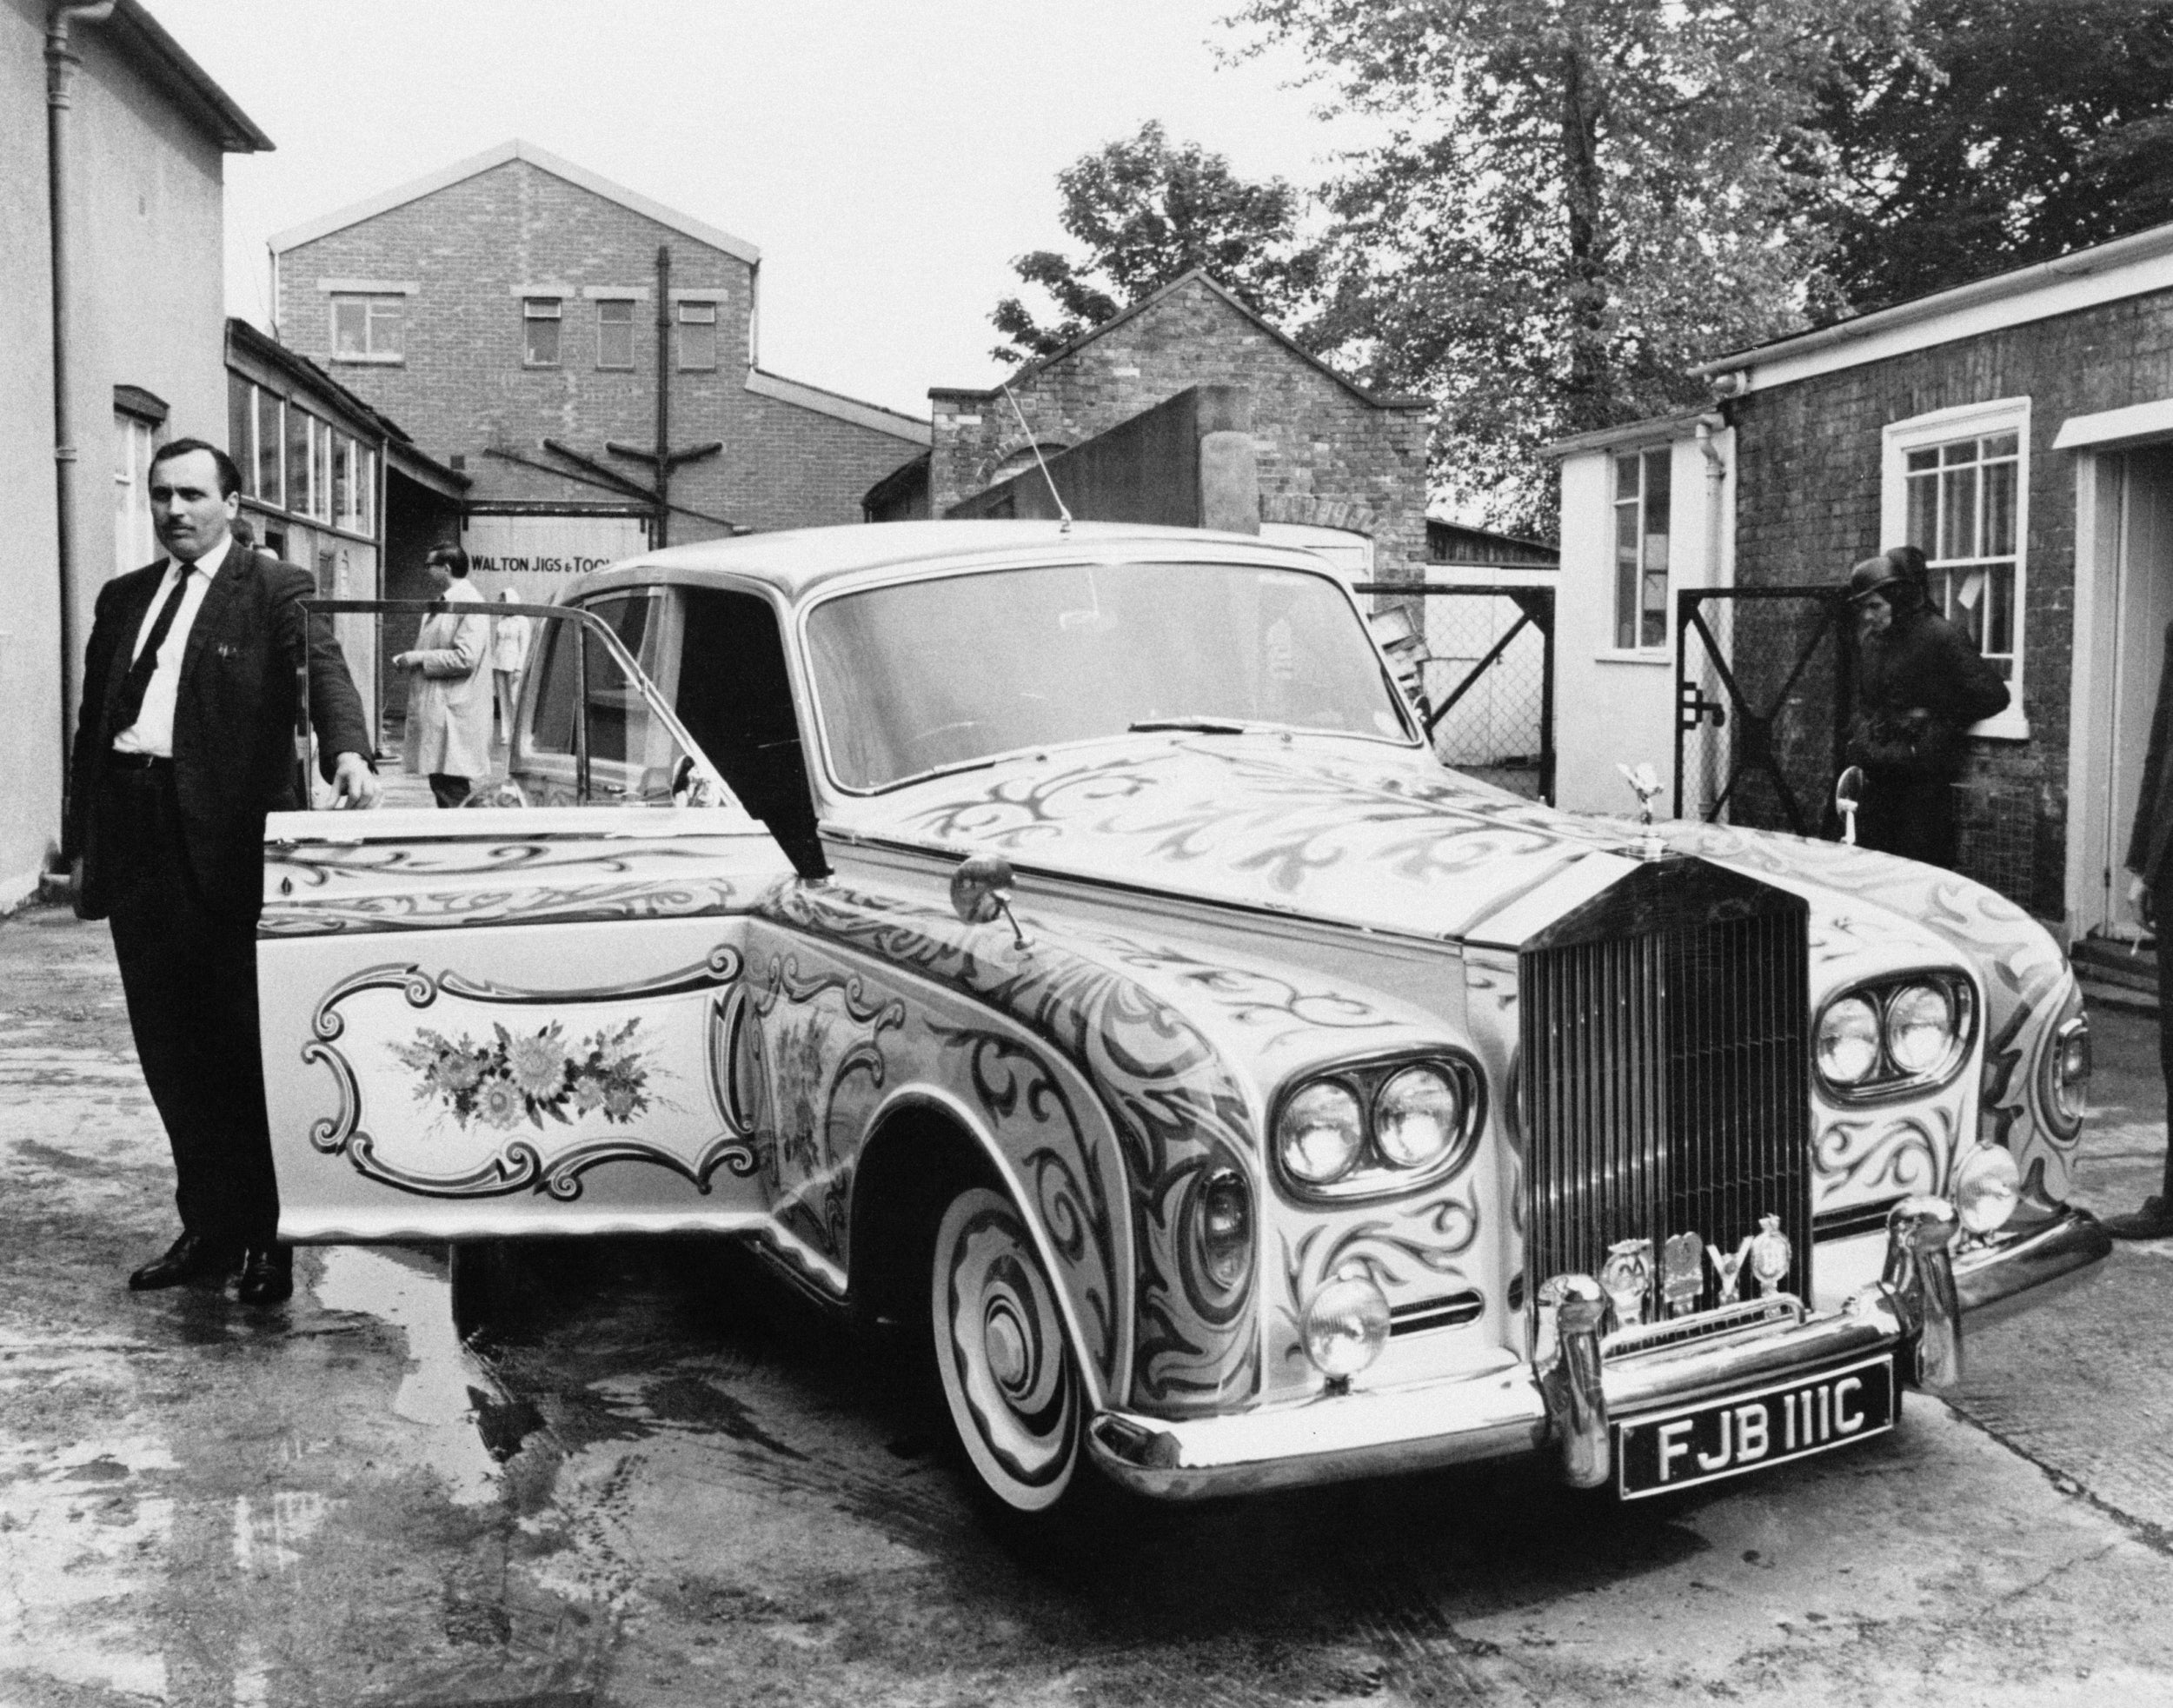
[256, 522, 2096, 1492]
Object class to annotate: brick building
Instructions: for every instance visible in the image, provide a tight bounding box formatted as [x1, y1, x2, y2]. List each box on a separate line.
[4, 0, 269, 909]
[268, 139, 928, 613]
[1552, 218, 2173, 940]
[874, 272, 1431, 580]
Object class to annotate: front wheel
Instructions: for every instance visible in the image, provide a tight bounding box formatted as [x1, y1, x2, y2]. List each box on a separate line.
[929, 1186, 1084, 1515]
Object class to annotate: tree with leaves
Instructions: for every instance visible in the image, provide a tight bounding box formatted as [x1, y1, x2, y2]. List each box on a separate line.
[991, 121, 1324, 364]
[1811, 1, 2173, 319]
[1231, 0, 1905, 534]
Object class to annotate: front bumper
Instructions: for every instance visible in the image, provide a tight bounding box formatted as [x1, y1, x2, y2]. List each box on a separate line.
[1087, 1199, 2107, 1502]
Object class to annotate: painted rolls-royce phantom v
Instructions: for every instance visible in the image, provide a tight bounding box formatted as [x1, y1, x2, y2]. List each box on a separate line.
[262, 522, 2106, 1521]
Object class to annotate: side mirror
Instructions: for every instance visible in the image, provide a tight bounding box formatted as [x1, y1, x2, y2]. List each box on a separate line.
[1835, 765, 1865, 846]
[950, 852, 1029, 950]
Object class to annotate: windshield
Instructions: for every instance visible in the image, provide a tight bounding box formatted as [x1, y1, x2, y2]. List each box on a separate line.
[806, 560, 1413, 790]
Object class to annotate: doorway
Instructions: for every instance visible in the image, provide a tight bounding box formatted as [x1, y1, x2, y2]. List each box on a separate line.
[2075, 445, 2173, 941]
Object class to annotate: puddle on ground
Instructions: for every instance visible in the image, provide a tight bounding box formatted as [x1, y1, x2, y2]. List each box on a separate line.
[312, 1246, 502, 1505]
[0, 1434, 178, 1701]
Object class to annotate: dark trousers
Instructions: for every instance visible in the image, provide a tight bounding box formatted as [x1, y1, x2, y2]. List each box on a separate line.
[100, 763, 278, 1247]
[1857, 766, 1959, 869]
[428, 772, 472, 808]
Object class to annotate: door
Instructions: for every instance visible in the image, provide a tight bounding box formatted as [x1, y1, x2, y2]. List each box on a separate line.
[2097, 449, 2173, 940]
[261, 598, 800, 1243]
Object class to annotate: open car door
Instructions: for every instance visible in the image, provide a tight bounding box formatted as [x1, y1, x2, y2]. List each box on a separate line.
[259, 600, 801, 1243]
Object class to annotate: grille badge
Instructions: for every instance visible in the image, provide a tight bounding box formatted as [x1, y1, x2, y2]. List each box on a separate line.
[1600, 1239, 1653, 1327]
[1707, 1236, 1752, 1305]
[1751, 1213, 1794, 1297]
[1660, 1232, 1704, 1317]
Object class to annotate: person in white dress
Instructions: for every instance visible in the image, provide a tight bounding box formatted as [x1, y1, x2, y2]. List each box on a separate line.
[391, 545, 493, 807]
[491, 587, 533, 745]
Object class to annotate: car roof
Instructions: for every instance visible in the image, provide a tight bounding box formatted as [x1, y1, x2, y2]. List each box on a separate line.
[558, 519, 1340, 604]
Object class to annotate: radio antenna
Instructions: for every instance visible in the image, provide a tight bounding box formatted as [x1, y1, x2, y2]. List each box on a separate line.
[998, 380, 1072, 534]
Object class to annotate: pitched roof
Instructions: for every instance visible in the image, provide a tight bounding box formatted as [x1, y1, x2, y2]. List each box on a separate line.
[934, 270, 1428, 413]
[1691, 216, 2173, 394]
[746, 369, 929, 446]
[104, 1, 272, 152]
[269, 139, 758, 263]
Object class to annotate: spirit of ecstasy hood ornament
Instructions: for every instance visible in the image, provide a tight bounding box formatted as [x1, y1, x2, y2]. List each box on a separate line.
[1618, 761, 1665, 860]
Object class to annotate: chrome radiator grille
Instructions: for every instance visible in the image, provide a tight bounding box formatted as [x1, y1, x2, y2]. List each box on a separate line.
[1518, 861, 1811, 1315]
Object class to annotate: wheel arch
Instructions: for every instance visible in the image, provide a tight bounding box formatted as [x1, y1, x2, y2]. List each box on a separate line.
[847, 1084, 1117, 1413]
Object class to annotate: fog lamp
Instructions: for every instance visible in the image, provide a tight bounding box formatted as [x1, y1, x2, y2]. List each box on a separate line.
[1301, 1268, 1391, 1382]
[1817, 996, 1881, 1086]
[1279, 1081, 1364, 1186]
[1374, 1066, 1461, 1168]
[1953, 1142, 2020, 1235]
[1885, 983, 1956, 1076]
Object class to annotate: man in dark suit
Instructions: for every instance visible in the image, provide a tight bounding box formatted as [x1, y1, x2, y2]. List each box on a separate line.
[2110, 619, 2173, 1239]
[63, 439, 379, 1303]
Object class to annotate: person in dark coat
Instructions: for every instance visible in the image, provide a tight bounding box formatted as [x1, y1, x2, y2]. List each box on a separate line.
[63, 439, 379, 1304]
[1844, 545, 2010, 868]
[2107, 621, 2173, 1239]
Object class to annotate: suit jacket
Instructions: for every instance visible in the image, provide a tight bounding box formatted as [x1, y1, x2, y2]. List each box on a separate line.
[64, 549, 373, 921]
[2130, 621, 2173, 884]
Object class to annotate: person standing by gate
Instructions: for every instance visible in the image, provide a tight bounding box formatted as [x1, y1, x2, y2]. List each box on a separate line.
[391, 545, 493, 807]
[2107, 623, 2173, 1239]
[490, 587, 531, 746]
[1844, 545, 2010, 868]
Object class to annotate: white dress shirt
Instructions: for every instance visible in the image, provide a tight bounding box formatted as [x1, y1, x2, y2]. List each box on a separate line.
[112, 534, 232, 757]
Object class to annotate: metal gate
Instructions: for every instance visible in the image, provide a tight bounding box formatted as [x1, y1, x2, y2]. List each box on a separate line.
[1357, 582, 1555, 803]
[1674, 587, 1853, 835]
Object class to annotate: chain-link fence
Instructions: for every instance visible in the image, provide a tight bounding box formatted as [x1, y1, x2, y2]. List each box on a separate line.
[1675, 588, 1853, 836]
[1359, 583, 1555, 803]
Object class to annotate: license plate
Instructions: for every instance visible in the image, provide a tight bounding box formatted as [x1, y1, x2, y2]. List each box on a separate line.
[1615, 1354, 1896, 1499]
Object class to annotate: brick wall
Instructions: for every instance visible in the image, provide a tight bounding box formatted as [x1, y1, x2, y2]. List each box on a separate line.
[1730, 288, 2173, 919]
[276, 158, 923, 542]
[931, 276, 1431, 576]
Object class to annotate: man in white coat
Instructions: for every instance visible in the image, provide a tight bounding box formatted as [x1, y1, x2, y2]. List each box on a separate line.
[392, 545, 494, 807]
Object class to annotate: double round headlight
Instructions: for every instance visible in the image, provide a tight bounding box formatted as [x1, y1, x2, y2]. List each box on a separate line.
[1274, 1060, 1476, 1196]
[1816, 976, 1970, 1094]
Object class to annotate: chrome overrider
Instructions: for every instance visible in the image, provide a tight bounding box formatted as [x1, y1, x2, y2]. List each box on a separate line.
[1086, 1195, 2098, 1500]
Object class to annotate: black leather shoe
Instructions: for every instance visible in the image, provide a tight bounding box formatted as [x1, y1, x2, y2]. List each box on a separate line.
[128, 1231, 239, 1291]
[2103, 1196, 2173, 1240]
[236, 1245, 294, 1306]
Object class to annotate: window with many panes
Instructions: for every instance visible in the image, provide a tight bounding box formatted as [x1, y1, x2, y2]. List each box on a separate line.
[1611, 445, 1672, 650]
[113, 413, 157, 576]
[1883, 399, 2028, 736]
[523, 297, 562, 367]
[677, 301, 717, 370]
[329, 295, 402, 362]
[597, 299, 635, 369]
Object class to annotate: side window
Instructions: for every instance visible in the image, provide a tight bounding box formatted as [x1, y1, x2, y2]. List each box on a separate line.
[676, 588, 822, 871]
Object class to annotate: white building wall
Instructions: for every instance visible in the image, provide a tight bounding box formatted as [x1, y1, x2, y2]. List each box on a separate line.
[1552, 426, 1734, 818]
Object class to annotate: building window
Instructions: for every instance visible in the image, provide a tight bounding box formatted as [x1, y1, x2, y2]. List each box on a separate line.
[356, 447, 376, 535]
[1883, 398, 2030, 738]
[113, 413, 157, 575]
[523, 297, 562, 367]
[227, 375, 253, 488]
[256, 389, 283, 509]
[1612, 445, 1671, 650]
[329, 294, 402, 362]
[311, 419, 334, 522]
[333, 433, 353, 531]
[677, 302, 717, 371]
[597, 299, 635, 369]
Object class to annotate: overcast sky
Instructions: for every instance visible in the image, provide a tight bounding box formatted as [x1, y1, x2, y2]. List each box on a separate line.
[153, 0, 1374, 421]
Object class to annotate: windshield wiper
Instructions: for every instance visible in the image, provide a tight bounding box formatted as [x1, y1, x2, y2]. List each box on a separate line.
[1128, 716, 1253, 734]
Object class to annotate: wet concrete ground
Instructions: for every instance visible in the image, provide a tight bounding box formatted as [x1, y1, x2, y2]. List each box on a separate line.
[9, 903, 2173, 1705]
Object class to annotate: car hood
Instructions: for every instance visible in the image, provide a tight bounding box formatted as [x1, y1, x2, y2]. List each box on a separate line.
[833, 735, 2049, 973]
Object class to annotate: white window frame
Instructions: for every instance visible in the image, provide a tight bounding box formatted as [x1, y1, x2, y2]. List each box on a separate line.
[676, 301, 718, 371]
[595, 298, 635, 370]
[523, 296, 563, 368]
[1880, 396, 2031, 741]
[328, 293, 404, 363]
[1605, 442, 1674, 660]
[113, 413, 156, 575]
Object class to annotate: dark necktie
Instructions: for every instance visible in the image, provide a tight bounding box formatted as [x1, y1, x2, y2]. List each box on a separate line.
[111, 562, 195, 740]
